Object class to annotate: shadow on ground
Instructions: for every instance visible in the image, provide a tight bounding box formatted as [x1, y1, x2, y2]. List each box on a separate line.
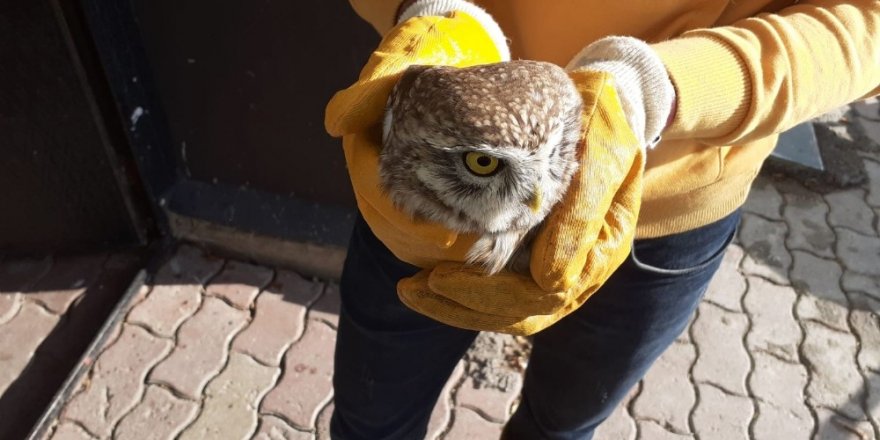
[736, 167, 879, 438]
[0, 251, 146, 440]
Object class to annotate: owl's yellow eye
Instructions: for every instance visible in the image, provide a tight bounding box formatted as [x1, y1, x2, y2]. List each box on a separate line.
[463, 152, 501, 176]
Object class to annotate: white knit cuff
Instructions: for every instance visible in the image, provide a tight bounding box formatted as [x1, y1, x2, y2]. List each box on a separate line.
[398, 0, 511, 61]
[567, 37, 675, 149]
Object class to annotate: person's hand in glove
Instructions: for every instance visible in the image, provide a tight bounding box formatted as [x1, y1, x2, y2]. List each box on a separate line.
[397, 69, 647, 335]
[567, 36, 677, 149]
[328, 7, 673, 335]
[397, 37, 677, 336]
[325, 0, 510, 268]
[533, 35, 677, 292]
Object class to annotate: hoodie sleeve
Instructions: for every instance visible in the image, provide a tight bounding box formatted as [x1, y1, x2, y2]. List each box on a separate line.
[652, 0, 880, 145]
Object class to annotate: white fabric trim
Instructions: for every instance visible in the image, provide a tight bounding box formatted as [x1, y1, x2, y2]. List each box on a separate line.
[398, 0, 511, 61]
[567, 37, 675, 149]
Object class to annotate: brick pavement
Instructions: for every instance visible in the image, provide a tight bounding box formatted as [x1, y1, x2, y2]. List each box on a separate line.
[0, 252, 144, 440]
[30, 99, 880, 440]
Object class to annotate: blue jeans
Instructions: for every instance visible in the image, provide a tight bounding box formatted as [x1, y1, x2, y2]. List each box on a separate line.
[331, 210, 740, 439]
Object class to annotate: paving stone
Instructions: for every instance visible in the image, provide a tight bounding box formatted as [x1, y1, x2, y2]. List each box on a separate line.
[179, 352, 279, 440]
[28, 255, 104, 309]
[860, 149, 880, 164]
[27, 254, 106, 314]
[315, 402, 333, 440]
[827, 189, 877, 236]
[837, 229, 880, 276]
[308, 284, 340, 328]
[802, 321, 866, 420]
[0, 257, 52, 324]
[458, 333, 525, 423]
[692, 303, 750, 395]
[594, 384, 637, 440]
[0, 302, 59, 395]
[253, 415, 312, 440]
[703, 244, 746, 312]
[749, 352, 811, 427]
[752, 401, 813, 440]
[865, 159, 880, 208]
[232, 270, 324, 366]
[205, 261, 274, 309]
[790, 251, 851, 332]
[456, 372, 522, 423]
[149, 297, 249, 399]
[849, 292, 880, 372]
[127, 284, 203, 338]
[428, 361, 465, 439]
[153, 244, 224, 284]
[49, 423, 94, 440]
[113, 385, 199, 440]
[93, 285, 150, 358]
[677, 317, 693, 344]
[98, 314, 127, 354]
[125, 283, 152, 310]
[744, 276, 802, 361]
[783, 192, 836, 258]
[859, 115, 880, 146]
[637, 420, 694, 439]
[867, 373, 880, 436]
[261, 321, 336, 430]
[62, 324, 172, 438]
[853, 97, 880, 120]
[744, 176, 784, 220]
[842, 271, 880, 300]
[632, 340, 696, 434]
[814, 408, 876, 440]
[0, 252, 143, 440]
[850, 292, 880, 315]
[691, 384, 753, 440]
[444, 407, 503, 439]
[0, 293, 20, 325]
[739, 213, 792, 284]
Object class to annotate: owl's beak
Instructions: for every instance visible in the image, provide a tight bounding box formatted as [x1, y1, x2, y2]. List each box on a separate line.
[527, 186, 543, 213]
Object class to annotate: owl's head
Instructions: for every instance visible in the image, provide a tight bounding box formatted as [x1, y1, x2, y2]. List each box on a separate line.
[380, 60, 583, 240]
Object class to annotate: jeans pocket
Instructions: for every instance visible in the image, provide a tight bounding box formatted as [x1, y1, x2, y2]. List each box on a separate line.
[629, 211, 740, 276]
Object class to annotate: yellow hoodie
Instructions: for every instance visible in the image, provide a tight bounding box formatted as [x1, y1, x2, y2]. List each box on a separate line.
[348, 0, 880, 238]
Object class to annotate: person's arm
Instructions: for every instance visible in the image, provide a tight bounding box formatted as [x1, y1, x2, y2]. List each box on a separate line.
[397, 0, 418, 21]
[653, 0, 880, 145]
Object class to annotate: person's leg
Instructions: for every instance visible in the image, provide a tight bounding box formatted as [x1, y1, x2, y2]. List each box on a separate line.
[504, 210, 741, 440]
[330, 215, 478, 440]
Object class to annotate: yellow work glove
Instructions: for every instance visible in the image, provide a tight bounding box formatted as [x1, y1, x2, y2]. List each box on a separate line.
[325, 10, 506, 267]
[325, 10, 644, 336]
[397, 70, 646, 335]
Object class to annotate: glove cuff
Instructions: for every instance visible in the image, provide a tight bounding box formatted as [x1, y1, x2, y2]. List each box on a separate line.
[567, 36, 675, 148]
[398, 0, 511, 61]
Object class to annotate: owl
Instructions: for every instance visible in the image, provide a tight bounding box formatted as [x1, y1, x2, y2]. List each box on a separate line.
[380, 60, 584, 274]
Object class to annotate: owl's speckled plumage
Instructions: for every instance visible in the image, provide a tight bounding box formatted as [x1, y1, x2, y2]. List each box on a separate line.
[380, 60, 583, 274]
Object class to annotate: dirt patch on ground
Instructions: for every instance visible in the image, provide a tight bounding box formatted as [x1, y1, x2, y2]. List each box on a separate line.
[464, 332, 531, 390]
